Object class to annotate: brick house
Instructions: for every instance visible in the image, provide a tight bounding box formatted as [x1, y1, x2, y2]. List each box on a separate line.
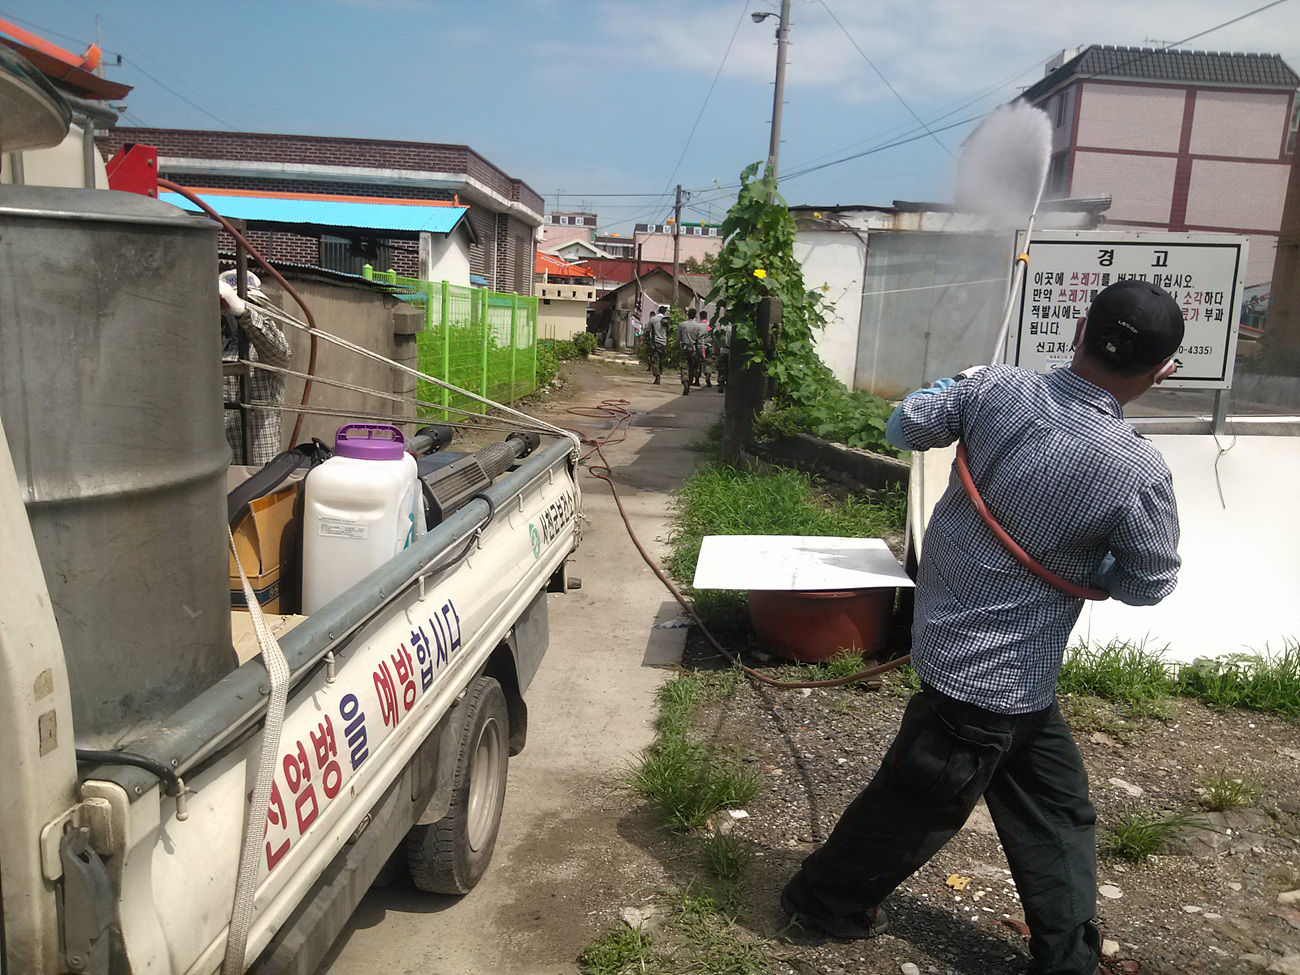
[96, 127, 544, 293]
[1021, 46, 1300, 286]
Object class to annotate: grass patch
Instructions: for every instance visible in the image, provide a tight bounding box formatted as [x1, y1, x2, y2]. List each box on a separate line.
[1172, 645, 1300, 718]
[1101, 807, 1205, 862]
[1198, 771, 1266, 811]
[1058, 641, 1173, 717]
[667, 465, 904, 631]
[770, 649, 869, 684]
[629, 673, 763, 832]
[1060, 695, 1152, 743]
[701, 831, 751, 882]
[685, 417, 726, 457]
[662, 884, 769, 974]
[577, 927, 658, 974]
[1058, 640, 1300, 720]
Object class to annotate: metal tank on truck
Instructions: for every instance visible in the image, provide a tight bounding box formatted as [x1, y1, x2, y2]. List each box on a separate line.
[0, 48, 582, 975]
[0, 185, 235, 749]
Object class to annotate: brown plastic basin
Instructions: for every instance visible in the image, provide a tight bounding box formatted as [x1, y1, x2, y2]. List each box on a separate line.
[746, 588, 895, 663]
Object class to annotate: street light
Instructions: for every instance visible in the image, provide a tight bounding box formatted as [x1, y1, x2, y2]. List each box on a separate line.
[752, 1, 791, 182]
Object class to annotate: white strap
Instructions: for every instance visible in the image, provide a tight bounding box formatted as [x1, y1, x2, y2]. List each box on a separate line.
[222, 527, 291, 974]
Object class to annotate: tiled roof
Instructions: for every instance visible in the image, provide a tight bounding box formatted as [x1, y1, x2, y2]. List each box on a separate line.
[1023, 45, 1300, 102]
[536, 250, 590, 278]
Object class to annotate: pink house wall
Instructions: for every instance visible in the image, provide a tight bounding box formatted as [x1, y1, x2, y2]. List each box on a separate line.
[1076, 84, 1185, 153]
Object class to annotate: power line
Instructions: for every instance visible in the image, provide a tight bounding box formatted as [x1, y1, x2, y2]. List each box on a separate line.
[781, 113, 984, 182]
[115, 56, 243, 130]
[816, 0, 955, 159]
[784, 52, 1046, 175]
[56, 0, 249, 130]
[0, 8, 107, 49]
[651, 0, 752, 222]
[752, 0, 1297, 189]
[1054, 0, 1293, 91]
[2, 4, 247, 130]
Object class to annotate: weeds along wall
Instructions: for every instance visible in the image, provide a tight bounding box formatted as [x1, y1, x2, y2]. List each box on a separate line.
[364, 266, 539, 418]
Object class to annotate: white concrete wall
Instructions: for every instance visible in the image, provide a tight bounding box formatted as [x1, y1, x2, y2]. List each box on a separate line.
[1070, 151, 1178, 224]
[793, 231, 866, 387]
[1191, 90, 1292, 158]
[0, 123, 108, 188]
[537, 295, 590, 341]
[1077, 83, 1185, 152]
[420, 231, 472, 288]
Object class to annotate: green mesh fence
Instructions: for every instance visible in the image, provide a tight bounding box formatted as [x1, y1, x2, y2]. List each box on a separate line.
[363, 267, 538, 420]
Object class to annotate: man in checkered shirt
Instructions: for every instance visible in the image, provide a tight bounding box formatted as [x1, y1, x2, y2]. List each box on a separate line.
[220, 271, 292, 467]
[782, 280, 1184, 975]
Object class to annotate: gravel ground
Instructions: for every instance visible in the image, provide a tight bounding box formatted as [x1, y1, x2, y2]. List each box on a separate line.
[673, 640, 1300, 975]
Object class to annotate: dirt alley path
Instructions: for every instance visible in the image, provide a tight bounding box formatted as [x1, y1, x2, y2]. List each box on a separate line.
[319, 355, 723, 974]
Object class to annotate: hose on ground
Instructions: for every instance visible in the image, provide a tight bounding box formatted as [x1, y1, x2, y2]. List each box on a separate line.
[564, 399, 911, 691]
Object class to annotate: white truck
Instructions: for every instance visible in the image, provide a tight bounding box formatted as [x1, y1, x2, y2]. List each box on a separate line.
[0, 179, 580, 975]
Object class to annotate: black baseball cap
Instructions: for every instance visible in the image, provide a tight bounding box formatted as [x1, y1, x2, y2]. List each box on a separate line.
[1082, 279, 1185, 376]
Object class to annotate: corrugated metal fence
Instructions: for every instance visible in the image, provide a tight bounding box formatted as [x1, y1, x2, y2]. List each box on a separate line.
[363, 266, 538, 419]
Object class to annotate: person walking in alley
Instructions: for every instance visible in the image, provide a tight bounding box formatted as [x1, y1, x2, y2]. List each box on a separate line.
[645, 305, 670, 384]
[781, 280, 1186, 975]
[697, 309, 713, 387]
[712, 305, 732, 393]
[676, 308, 707, 395]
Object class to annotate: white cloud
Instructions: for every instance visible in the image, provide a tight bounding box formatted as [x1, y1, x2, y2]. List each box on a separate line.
[580, 0, 1300, 110]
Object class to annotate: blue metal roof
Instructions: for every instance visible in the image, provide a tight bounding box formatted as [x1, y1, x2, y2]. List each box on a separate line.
[159, 191, 470, 235]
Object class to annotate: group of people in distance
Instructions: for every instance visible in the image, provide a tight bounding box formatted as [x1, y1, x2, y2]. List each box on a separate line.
[642, 304, 731, 395]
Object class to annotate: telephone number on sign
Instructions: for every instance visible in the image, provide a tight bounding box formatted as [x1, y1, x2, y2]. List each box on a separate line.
[1178, 345, 1214, 356]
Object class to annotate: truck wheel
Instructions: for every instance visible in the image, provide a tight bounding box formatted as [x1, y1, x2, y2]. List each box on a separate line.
[407, 676, 509, 894]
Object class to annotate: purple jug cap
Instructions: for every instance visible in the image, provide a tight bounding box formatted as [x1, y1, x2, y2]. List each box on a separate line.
[334, 423, 406, 461]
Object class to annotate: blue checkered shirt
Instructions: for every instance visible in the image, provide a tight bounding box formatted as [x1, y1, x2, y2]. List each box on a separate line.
[896, 365, 1180, 714]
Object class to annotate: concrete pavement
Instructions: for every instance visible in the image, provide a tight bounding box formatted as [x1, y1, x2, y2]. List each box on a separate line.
[319, 360, 725, 974]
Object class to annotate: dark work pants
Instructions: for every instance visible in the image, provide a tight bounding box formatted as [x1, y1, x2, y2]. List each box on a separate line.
[646, 345, 666, 379]
[786, 686, 1100, 975]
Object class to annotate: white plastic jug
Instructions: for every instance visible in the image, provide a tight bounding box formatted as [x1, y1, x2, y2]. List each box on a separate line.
[302, 423, 420, 614]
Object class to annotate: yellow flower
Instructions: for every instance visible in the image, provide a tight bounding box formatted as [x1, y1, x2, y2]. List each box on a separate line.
[753, 268, 767, 279]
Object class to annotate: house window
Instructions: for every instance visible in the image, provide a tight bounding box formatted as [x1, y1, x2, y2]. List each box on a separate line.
[1055, 91, 1068, 128]
[559, 215, 569, 225]
[543, 299, 551, 305]
[1288, 93, 1299, 154]
[1046, 152, 1069, 197]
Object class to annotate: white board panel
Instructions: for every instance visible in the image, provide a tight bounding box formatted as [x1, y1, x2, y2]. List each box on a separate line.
[692, 535, 914, 592]
[1072, 434, 1300, 662]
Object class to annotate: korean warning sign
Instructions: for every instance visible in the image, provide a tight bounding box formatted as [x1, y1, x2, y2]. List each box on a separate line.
[1010, 232, 1246, 389]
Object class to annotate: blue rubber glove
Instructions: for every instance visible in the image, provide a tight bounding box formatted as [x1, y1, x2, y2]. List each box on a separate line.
[885, 378, 956, 450]
[1094, 551, 1161, 606]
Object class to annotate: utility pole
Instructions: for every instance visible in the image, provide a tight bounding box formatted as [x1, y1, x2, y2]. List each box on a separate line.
[767, 0, 792, 181]
[671, 184, 684, 310]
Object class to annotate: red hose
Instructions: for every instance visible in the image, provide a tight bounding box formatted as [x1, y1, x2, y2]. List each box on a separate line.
[955, 442, 1109, 601]
[159, 178, 319, 444]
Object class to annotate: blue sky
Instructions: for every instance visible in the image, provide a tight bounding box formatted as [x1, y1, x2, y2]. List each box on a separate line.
[6, 0, 1300, 234]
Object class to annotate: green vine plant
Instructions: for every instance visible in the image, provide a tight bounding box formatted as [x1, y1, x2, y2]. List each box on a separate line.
[708, 162, 899, 457]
